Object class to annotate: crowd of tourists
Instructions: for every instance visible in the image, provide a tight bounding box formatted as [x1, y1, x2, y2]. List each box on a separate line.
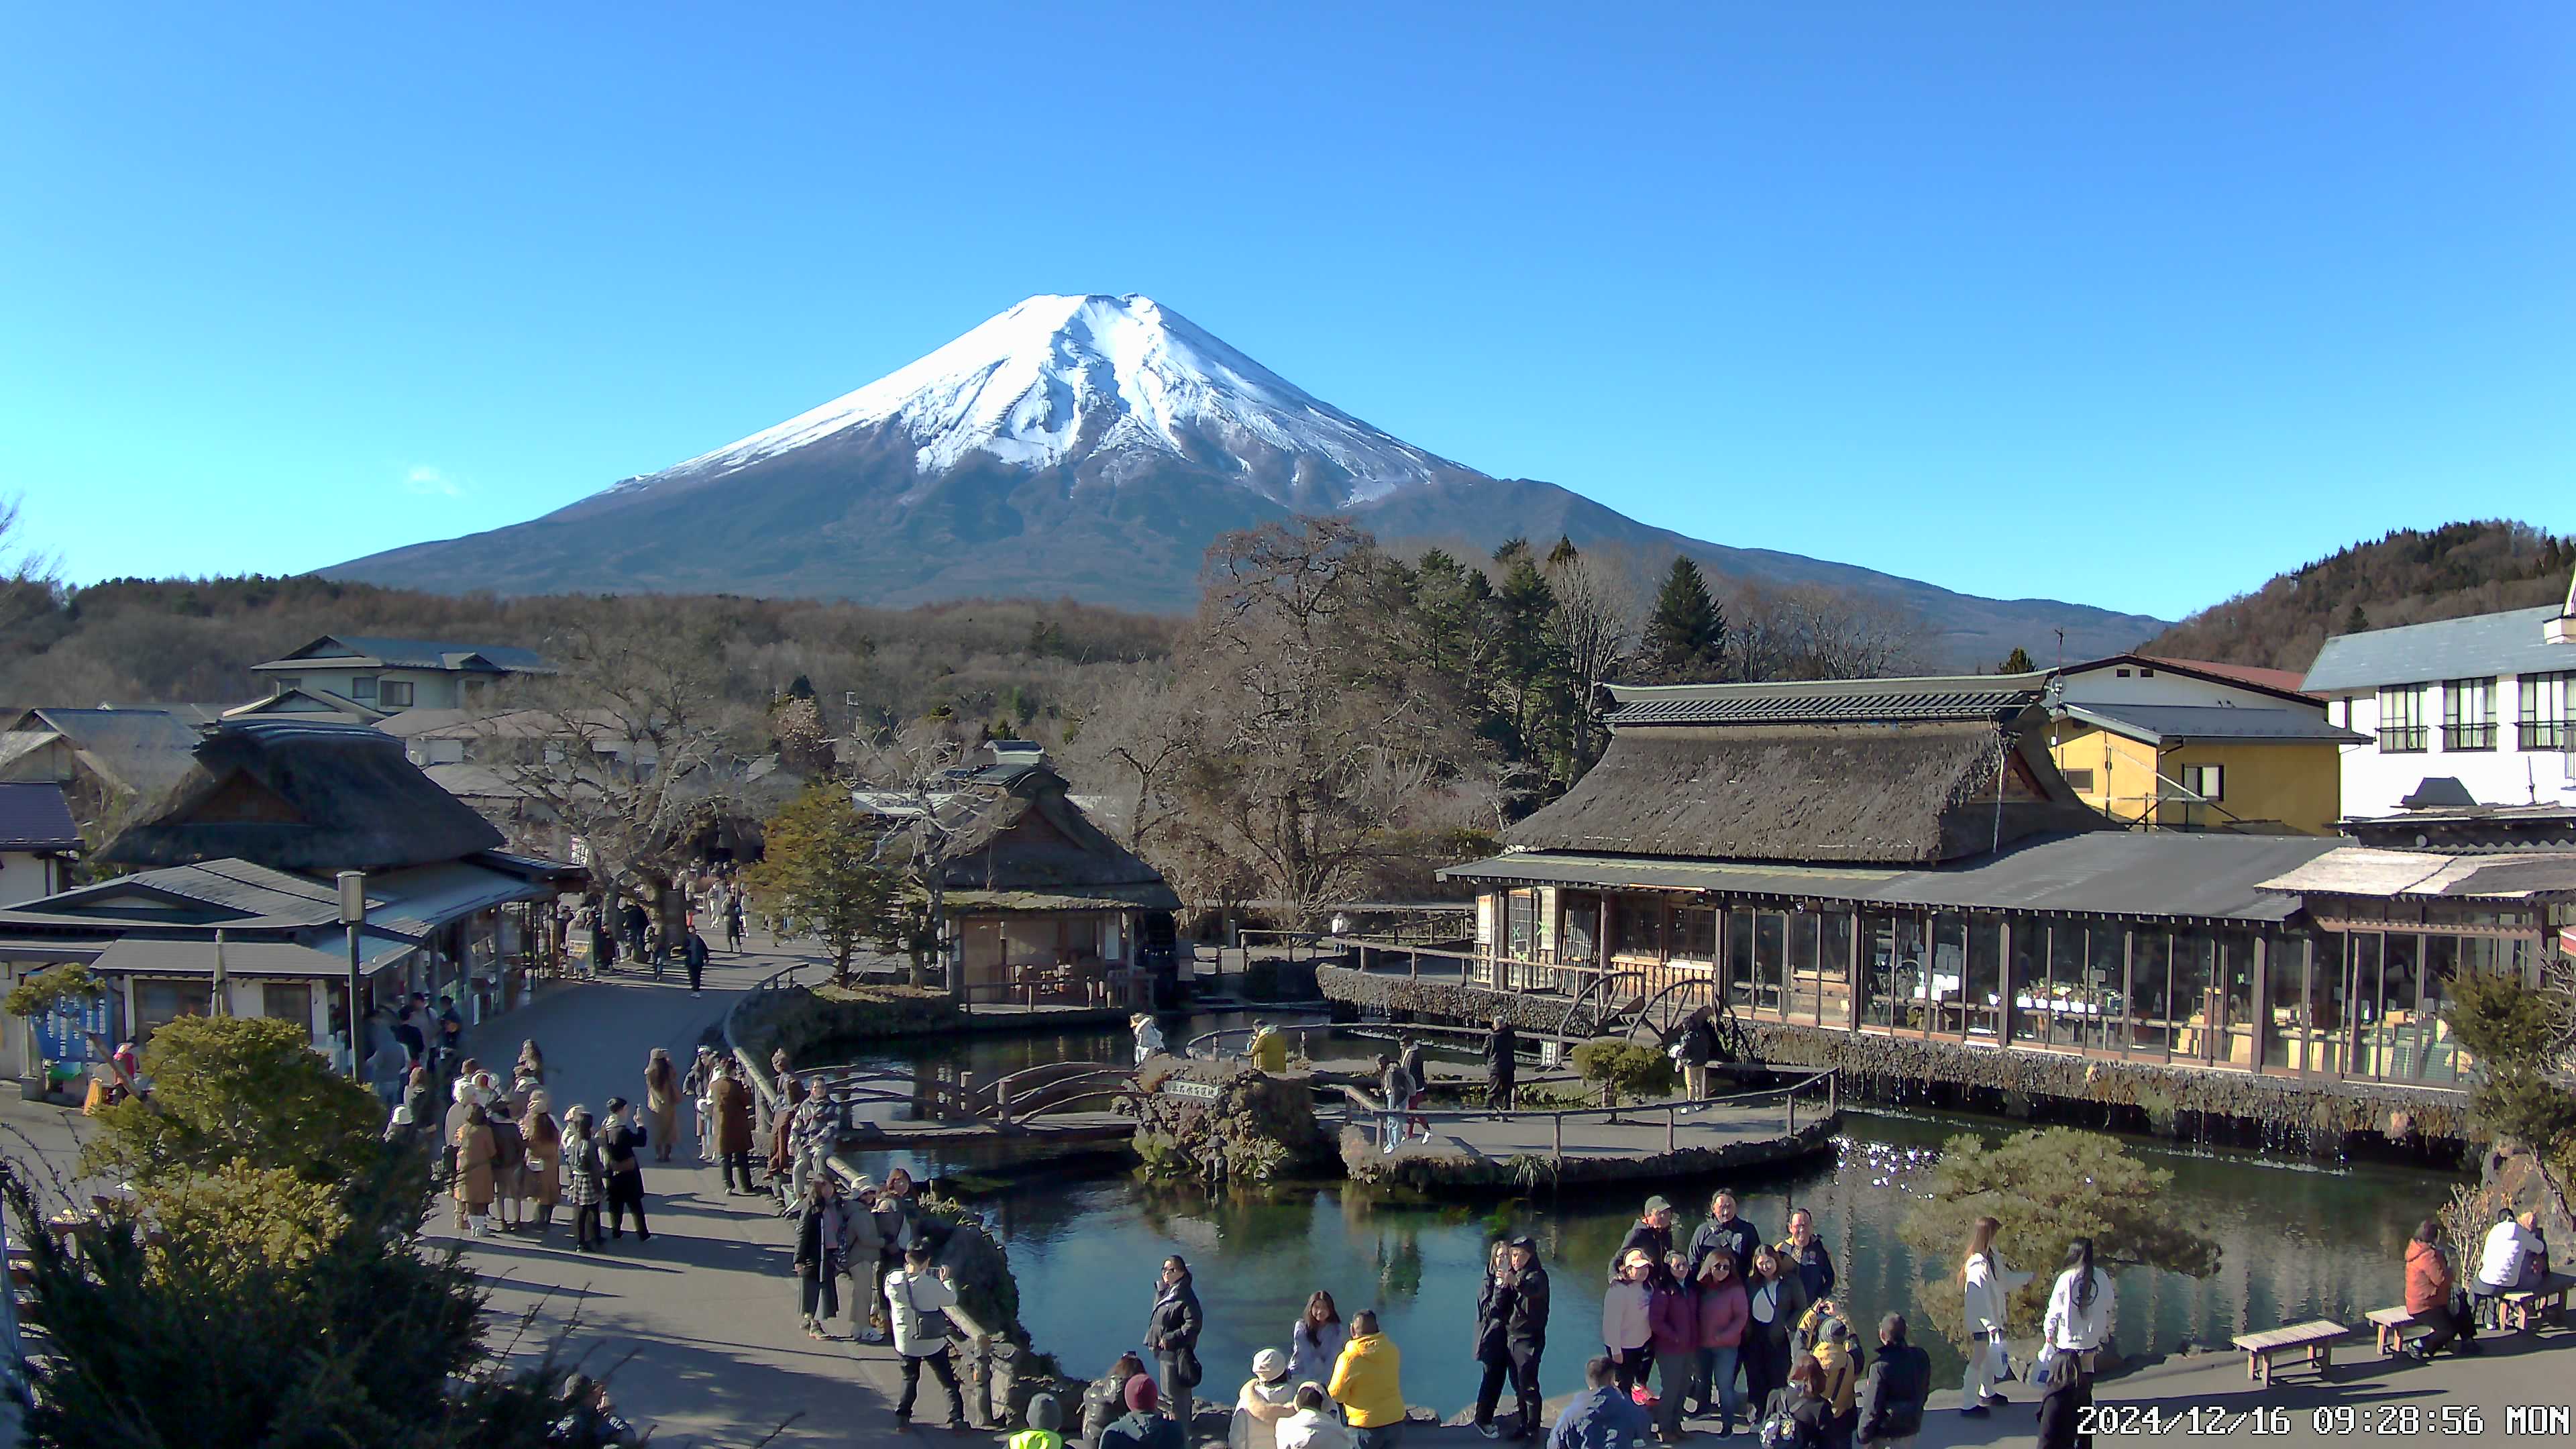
[992, 1187, 2128, 1449]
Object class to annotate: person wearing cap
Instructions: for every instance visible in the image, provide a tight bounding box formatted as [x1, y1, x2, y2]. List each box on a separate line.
[1010, 1391, 1066, 1449]
[1099, 1374, 1184, 1449]
[887, 1244, 968, 1431]
[1503, 1237, 1551, 1440]
[1615, 1197, 1676, 1279]
[1233, 1348, 1300, 1449]
[1811, 1317, 1860, 1448]
[1601, 1249, 1655, 1399]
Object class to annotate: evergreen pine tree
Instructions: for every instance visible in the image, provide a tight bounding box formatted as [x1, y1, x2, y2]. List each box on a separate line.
[1639, 557, 1728, 682]
[2343, 604, 2370, 635]
[1997, 647, 2035, 674]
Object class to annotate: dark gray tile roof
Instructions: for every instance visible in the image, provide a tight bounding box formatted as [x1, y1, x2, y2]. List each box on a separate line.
[1605, 673, 2049, 727]
[0, 782, 80, 851]
[1444, 831, 2344, 923]
[2057, 702, 2367, 745]
[2303, 606, 2576, 692]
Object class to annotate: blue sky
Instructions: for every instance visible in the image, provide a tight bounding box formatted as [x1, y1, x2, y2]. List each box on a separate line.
[4, 3, 2569, 620]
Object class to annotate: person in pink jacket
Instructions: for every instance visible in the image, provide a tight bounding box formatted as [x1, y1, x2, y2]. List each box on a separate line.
[1647, 1254, 1698, 1442]
[1693, 1250, 1750, 1434]
[1601, 1248, 1654, 1399]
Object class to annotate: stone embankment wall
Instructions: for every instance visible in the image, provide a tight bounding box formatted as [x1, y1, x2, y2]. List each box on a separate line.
[729, 982, 971, 1067]
[1316, 964, 1573, 1033]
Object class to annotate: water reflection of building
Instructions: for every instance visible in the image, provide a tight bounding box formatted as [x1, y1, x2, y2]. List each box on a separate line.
[1428, 674, 2576, 1122]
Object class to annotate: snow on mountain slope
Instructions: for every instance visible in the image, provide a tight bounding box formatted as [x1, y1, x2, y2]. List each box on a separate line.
[622, 293, 1471, 506]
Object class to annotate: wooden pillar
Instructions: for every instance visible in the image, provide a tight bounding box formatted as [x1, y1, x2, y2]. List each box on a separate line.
[2251, 933, 2270, 1073]
[1997, 916, 2016, 1046]
[1846, 913, 1862, 1032]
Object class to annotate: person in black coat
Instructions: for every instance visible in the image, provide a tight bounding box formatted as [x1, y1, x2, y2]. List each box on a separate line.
[600, 1097, 651, 1242]
[1502, 1236, 1549, 1440]
[621, 899, 650, 965]
[1472, 1240, 1517, 1437]
[1144, 1254, 1203, 1428]
[1615, 1195, 1677, 1278]
[683, 929, 709, 997]
[1484, 1017, 1517, 1114]
[1856, 1313, 1931, 1449]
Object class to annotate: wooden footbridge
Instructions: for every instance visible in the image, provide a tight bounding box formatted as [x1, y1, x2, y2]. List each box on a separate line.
[783, 1059, 1148, 1148]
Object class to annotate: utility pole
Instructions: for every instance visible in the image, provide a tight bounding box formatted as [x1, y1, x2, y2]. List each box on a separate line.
[338, 871, 367, 1081]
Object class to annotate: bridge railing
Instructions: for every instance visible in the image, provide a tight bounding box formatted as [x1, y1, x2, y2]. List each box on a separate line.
[1336, 1067, 1841, 1164]
[1183, 1020, 1585, 1064]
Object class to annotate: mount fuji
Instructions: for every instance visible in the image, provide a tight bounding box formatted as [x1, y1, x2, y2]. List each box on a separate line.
[329, 294, 2163, 661]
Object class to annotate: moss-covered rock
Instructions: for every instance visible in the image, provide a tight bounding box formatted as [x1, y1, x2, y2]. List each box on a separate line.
[1129, 1054, 1328, 1185]
[1317, 965, 1570, 1034]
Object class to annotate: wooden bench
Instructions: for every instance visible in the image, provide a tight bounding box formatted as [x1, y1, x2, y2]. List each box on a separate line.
[2500, 1271, 2576, 1332]
[2233, 1320, 2346, 1385]
[2367, 1306, 2436, 1356]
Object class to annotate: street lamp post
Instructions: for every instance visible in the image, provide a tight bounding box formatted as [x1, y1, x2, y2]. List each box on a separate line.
[338, 871, 366, 1082]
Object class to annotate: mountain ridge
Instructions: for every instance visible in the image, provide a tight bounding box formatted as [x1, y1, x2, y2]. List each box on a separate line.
[330, 292, 2165, 665]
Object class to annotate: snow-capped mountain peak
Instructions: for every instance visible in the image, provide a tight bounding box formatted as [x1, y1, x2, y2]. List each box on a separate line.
[631, 293, 1474, 506]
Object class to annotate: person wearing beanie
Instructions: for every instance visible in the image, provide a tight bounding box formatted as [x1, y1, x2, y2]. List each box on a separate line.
[1010, 1392, 1065, 1449]
[1099, 1373, 1183, 1449]
[1233, 1347, 1299, 1449]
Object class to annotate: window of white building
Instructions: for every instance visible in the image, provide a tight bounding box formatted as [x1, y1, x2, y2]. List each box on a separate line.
[2442, 677, 2497, 752]
[2520, 671, 2572, 752]
[2377, 685, 2428, 753]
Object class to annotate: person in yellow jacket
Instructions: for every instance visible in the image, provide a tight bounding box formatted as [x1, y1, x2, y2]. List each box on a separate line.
[1250, 1022, 1289, 1074]
[1326, 1310, 1406, 1446]
[1811, 1316, 1860, 1440]
[1008, 1391, 1064, 1449]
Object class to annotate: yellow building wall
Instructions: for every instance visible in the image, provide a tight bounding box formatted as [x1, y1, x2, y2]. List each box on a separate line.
[2151, 741, 2343, 836]
[2047, 725, 2163, 826]
[2048, 726, 2343, 835]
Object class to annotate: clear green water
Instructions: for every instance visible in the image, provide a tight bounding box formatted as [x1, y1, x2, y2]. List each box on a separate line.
[813, 1022, 2464, 1411]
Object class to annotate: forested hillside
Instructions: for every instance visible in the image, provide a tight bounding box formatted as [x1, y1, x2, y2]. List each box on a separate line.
[2145, 521, 2574, 673]
[0, 572, 1176, 740]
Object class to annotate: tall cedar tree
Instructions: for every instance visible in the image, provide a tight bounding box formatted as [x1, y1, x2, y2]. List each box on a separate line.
[746, 780, 902, 985]
[1997, 647, 2036, 674]
[1638, 556, 1728, 683]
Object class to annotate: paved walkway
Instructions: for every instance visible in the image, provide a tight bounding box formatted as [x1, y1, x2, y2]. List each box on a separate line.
[431, 931, 961, 1448]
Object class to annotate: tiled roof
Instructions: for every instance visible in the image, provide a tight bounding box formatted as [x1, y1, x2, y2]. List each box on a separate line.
[2303, 606, 2575, 692]
[0, 782, 80, 851]
[2057, 702, 2367, 746]
[1605, 677, 2045, 727]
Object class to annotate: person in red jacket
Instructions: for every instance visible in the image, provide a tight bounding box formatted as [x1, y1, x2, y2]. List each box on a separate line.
[2404, 1218, 2479, 1358]
[1693, 1250, 1751, 1434]
[1648, 1254, 1698, 1443]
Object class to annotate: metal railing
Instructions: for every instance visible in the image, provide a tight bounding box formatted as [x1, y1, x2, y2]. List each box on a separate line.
[1338, 1067, 1840, 1165]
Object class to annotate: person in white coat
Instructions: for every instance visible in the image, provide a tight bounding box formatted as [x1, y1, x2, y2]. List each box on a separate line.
[1232, 1348, 1301, 1449]
[1958, 1214, 2031, 1417]
[1133, 1013, 1167, 1065]
[2037, 1238, 2115, 1449]
[1275, 1384, 1353, 1449]
[885, 1244, 967, 1431]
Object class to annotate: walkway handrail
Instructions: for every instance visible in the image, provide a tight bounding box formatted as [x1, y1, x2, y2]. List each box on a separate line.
[1184, 1019, 1588, 1060]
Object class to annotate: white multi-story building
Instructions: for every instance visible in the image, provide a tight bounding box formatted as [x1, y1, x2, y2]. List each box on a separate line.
[2303, 597, 2576, 822]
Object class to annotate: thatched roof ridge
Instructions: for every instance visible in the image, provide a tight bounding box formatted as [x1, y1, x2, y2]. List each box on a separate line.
[103, 719, 504, 873]
[931, 765, 1177, 907]
[1506, 716, 2104, 865]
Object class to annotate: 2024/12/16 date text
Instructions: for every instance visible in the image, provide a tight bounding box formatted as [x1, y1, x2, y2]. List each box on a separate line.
[2083, 1404, 2498, 1436]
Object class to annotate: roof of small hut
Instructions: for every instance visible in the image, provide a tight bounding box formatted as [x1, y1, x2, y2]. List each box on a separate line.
[101, 718, 504, 873]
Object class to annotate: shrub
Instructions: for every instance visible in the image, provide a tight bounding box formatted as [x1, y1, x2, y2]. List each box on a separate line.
[1570, 1039, 1676, 1107]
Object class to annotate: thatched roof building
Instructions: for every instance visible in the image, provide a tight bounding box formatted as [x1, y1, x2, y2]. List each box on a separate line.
[1507, 675, 2104, 865]
[103, 719, 504, 874]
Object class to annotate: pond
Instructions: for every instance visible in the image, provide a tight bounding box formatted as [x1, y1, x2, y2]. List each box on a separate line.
[812, 1019, 2465, 1412]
